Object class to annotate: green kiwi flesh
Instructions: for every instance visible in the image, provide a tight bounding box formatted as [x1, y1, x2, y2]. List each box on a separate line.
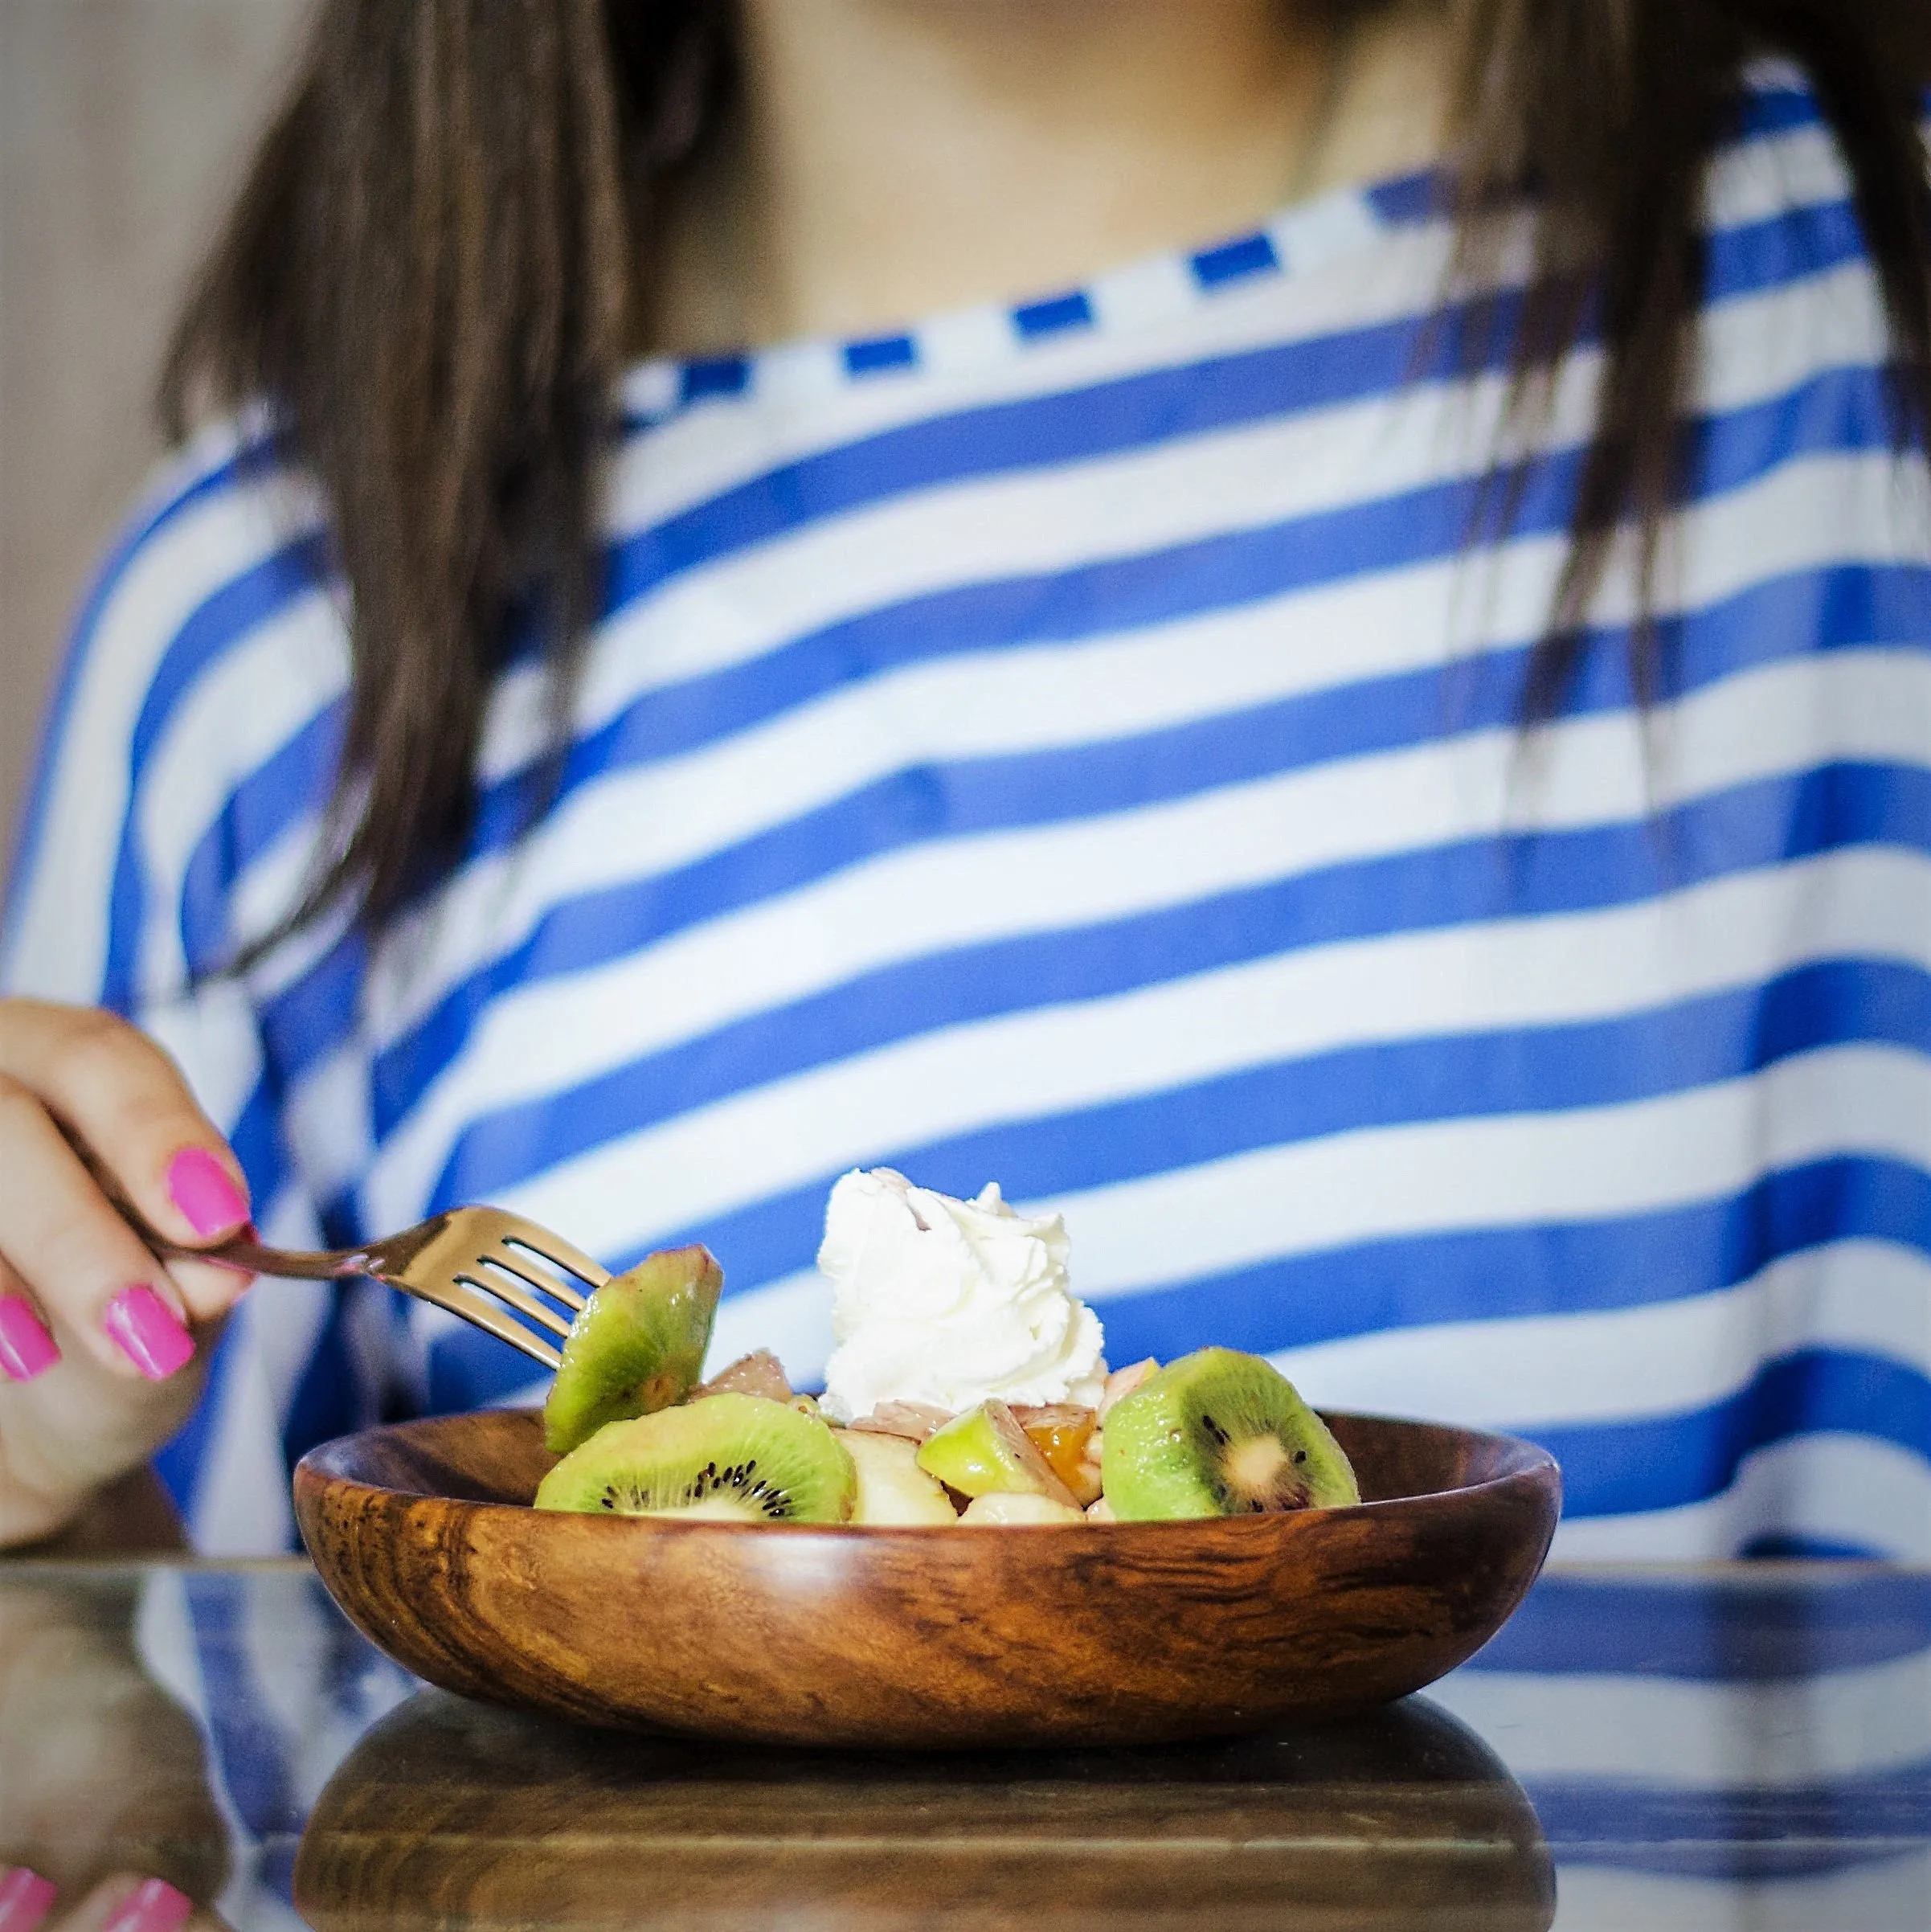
[1101, 1348, 1360, 1521]
[542, 1245, 723, 1455]
[534, 1393, 857, 1522]
[915, 1400, 1078, 1507]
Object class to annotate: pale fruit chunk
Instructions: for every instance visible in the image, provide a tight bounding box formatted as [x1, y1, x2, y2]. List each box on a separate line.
[915, 1399, 1078, 1508]
[1098, 1357, 1159, 1422]
[959, 1492, 1087, 1525]
[696, 1349, 793, 1402]
[847, 1401, 955, 1444]
[1075, 1430, 1104, 1504]
[840, 1431, 959, 1525]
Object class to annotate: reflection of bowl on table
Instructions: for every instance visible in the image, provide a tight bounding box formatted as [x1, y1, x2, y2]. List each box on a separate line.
[294, 1408, 1558, 1748]
[293, 1685, 1556, 1932]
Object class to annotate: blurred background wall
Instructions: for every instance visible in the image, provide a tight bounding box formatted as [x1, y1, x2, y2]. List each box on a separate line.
[1, 0, 309, 865]
[2, 2, 1928, 871]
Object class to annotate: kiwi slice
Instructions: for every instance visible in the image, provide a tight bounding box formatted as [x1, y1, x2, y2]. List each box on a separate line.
[542, 1245, 723, 1455]
[1101, 1348, 1360, 1521]
[534, 1393, 857, 1523]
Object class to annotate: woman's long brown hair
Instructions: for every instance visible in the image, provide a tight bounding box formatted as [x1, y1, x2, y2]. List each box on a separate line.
[162, 0, 1931, 954]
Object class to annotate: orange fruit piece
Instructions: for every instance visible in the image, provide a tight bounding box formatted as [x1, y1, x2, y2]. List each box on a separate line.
[1017, 1405, 1102, 1506]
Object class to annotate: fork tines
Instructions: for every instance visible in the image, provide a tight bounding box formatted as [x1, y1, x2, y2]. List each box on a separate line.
[441, 1222, 611, 1373]
[429, 1277, 566, 1372]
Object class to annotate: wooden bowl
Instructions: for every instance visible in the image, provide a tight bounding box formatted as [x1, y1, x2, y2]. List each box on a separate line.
[293, 1408, 1558, 1749]
[293, 1688, 1557, 1930]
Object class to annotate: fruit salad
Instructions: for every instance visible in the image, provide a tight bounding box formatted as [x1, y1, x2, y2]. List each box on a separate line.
[532, 1169, 1360, 1526]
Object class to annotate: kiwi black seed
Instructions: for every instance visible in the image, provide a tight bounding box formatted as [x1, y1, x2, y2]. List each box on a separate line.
[1100, 1348, 1361, 1521]
[534, 1392, 857, 1524]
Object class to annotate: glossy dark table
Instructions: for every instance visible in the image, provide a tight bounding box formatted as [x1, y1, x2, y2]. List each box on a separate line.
[2, 1558, 1925, 1930]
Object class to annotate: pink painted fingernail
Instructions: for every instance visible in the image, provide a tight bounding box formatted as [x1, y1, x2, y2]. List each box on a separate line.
[0, 1868, 57, 1932]
[100, 1879, 193, 1932]
[104, 1286, 195, 1381]
[0, 1298, 59, 1383]
[166, 1147, 249, 1238]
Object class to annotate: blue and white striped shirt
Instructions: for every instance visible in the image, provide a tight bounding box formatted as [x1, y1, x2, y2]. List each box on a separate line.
[6, 71, 1928, 1557]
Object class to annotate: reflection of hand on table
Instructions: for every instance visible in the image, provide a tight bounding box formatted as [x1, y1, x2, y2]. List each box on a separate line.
[28, 1873, 227, 1932]
[0, 1574, 230, 1931]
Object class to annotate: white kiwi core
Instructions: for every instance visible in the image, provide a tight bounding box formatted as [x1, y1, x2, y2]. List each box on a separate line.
[659, 1494, 771, 1521]
[1225, 1433, 1295, 1504]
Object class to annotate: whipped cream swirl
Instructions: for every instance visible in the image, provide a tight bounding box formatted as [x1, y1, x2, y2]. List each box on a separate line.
[817, 1169, 1107, 1423]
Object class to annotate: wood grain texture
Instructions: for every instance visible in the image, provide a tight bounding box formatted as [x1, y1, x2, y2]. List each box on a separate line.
[294, 1684, 1556, 1932]
[293, 1409, 1560, 1749]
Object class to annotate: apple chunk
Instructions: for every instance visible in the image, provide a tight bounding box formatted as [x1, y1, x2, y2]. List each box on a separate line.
[841, 1430, 959, 1525]
[915, 1399, 1079, 1508]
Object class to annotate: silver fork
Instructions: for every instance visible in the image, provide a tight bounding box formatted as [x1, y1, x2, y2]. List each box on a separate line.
[191, 1212, 610, 1370]
[124, 1188, 608, 1371]
[67, 1125, 604, 1369]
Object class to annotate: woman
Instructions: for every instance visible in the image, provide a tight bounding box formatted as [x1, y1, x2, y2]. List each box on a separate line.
[2, 0, 1926, 1557]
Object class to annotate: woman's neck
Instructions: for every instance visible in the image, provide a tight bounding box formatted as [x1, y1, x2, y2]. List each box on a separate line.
[653, 0, 1452, 356]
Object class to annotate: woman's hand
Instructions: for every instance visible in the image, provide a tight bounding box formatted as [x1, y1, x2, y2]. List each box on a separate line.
[0, 999, 252, 1548]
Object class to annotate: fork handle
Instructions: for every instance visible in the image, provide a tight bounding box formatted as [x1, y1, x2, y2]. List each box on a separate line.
[148, 1229, 373, 1281]
[59, 1123, 370, 1282]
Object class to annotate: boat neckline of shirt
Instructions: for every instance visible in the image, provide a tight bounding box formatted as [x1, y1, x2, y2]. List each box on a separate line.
[616, 165, 1441, 427]
[609, 59, 1831, 429]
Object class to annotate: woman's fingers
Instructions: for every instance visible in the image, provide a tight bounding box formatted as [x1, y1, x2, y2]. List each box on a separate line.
[0, 1001, 252, 1332]
[0, 1082, 197, 1383]
[0, 1002, 252, 1546]
[0, 1262, 60, 1388]
[43, 1875, 217, 1932]
[0, 1003, 249, 1256]
[0, 1865, 58, 1932]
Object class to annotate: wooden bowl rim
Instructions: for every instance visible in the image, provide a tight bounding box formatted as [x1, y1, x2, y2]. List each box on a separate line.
[294, 1406, 1562, 1538]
